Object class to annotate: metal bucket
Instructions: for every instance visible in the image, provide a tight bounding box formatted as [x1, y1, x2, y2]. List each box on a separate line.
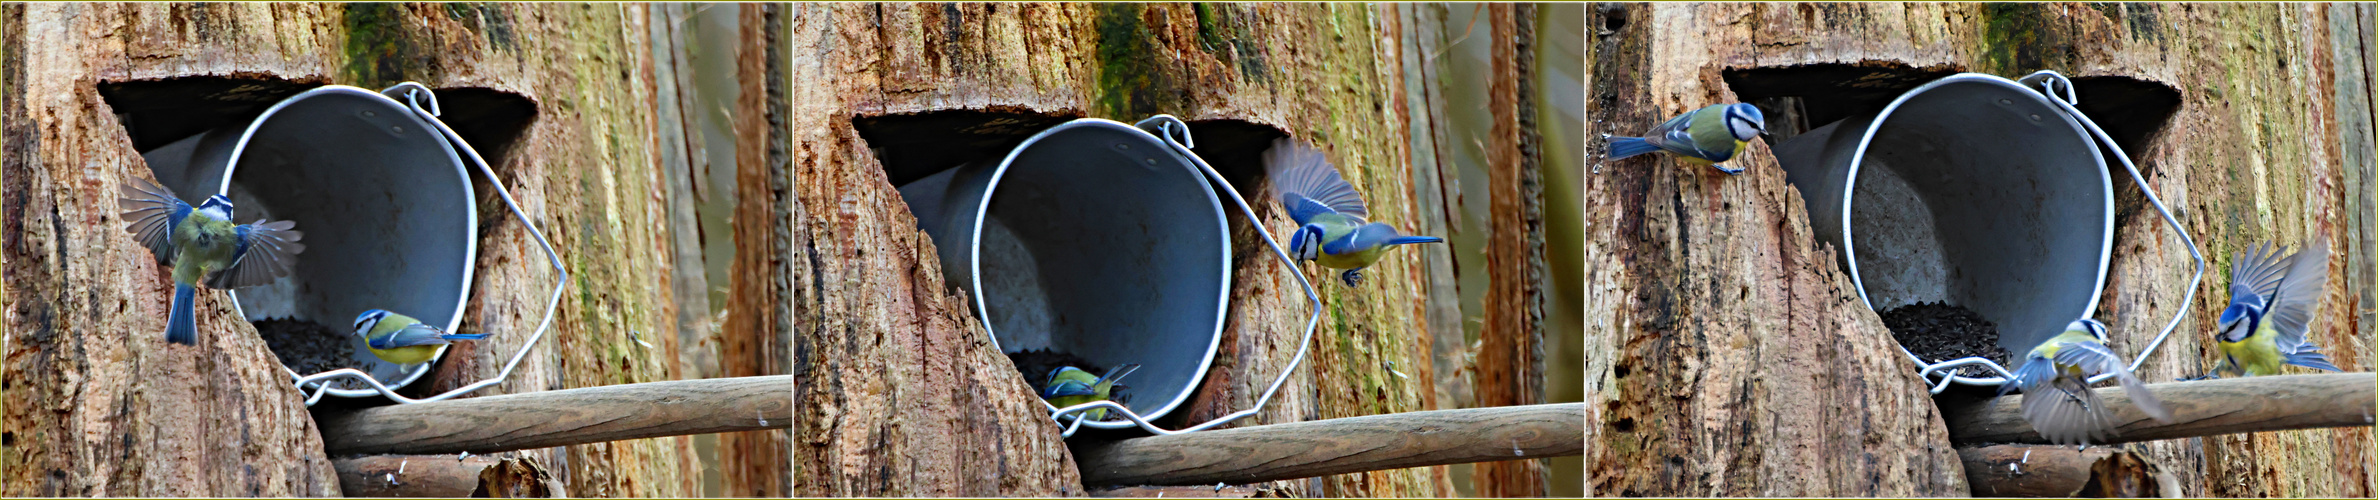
[899, 118, 1231, 431]
[142, 85, 478, 397]
[1775, 73, 2116, 382]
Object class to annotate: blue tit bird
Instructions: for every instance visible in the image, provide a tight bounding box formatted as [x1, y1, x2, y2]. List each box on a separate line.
[1264, 138, 1445, 287]
[2002, 319, 2174, 446]
[352, 309, 489, 365]
[1042, 363, 1139, 422]
[2210, 237, 2341, 377]
[119, 177, 305, 345]
[1605, 103, 1767, 175]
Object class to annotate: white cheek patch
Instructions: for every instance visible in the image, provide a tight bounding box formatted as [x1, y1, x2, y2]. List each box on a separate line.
[1728, 118, 1760, 141]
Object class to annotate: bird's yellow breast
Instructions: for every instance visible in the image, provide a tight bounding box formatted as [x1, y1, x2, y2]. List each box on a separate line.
[366, 344, 444, 365]
[2216, 324, 2288, 376]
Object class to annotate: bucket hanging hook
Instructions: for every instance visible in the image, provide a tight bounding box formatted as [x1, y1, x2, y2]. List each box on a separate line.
[288, 83, 570, 405]
[1038, 115, 1325, 437]
[1909, 71, 2205, 393]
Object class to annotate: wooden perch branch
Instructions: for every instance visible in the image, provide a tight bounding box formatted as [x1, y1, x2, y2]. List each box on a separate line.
[1945, 373, 2376, 445]
[333, 454, 501, 498]
[1958, 444, 2172, 497]
[1072, 403, 1583, 487]
[316, 375, 792, 455]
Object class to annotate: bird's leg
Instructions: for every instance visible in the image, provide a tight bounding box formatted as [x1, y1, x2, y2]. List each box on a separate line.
[1341, 269, 1364, 287]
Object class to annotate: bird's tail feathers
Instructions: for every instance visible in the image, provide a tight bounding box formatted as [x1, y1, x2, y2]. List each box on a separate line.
[1387, 236, 1444, 246]
[1102, 363, 1142, 385]
[165, 284, 198, 345]
[1607, 136, 1661, 161]
[441, 333, 492, 341]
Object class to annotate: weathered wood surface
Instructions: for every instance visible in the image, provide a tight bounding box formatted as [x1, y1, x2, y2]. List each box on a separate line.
[1944, 373, 2377, 446]
[1473, 4, 1553, 498]
[1958, 444, 2168, 498]
[719, 4, 793, 497]
[0, 3, 783, 496]
[1073, 404, 1583, 488]
[770, 3, 1448, 496]
[1582, 2, 2376, 497]
[316, 375, 793, 455]
[1583, 3, 1968, 496]
[1, 3, 347, 496]
[472, 456, 566, 499]
[333, 454, 502, 498]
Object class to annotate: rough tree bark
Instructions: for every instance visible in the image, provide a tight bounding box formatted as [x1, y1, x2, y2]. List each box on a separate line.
[1, 4, 348, 496]
[1, 3, 794, 496]
[1474, 4, 1552, 498]
[1583, 2, 1971, 496]
[1584, 2, 2376, 496]
[772, 3, 1447, 497]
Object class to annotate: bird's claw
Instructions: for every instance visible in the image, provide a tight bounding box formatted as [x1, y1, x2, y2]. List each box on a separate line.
[1340, 269, 1365, 287]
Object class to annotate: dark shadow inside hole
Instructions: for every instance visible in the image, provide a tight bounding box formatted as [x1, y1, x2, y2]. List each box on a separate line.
[96, 77, 538, 407]
[2068, 76, 2182, 159]
[853, 108, 1085, 187]
[436, 87, 540, 169]
[1180, 119, 1288, 203]
[856, 111, 1285, 436]
[1722, 62, 1967, 143]
[98, 75, 324, 153]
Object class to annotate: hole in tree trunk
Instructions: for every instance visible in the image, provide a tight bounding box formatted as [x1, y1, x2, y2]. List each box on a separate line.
[96, 76, 538, 400]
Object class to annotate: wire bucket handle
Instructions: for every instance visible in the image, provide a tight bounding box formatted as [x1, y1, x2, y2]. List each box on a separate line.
[1910, 71, 2206, 393]
[1039, 116, 1324, 437]
[286, 82, 570, 405]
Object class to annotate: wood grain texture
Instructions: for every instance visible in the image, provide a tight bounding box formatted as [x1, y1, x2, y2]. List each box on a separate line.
[1, 3, 345, 496]
[1475, 4, 1552, 498]
[1585, 2, 2378, 496]
[1073, 404, 1584, 487]
[472, 456, 566, 498]
[1583, 3, 1968, 496]
[1957, 444, 2165, 498]
[1945, 373, 2377, 445]
[317, 375, 792, 455]
[333, 454, 501, 498]
[717, 4, 793, 497]
[771, 3, 1445, 497]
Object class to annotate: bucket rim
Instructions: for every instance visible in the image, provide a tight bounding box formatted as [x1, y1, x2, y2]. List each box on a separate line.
[220, 84, 481, 397]
[966, 117, 1232, 428]
[1840, 72, 2115, 385]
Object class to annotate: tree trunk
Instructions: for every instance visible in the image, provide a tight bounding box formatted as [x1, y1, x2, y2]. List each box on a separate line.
[0, 3, 779, 496]
[1584, 2, 2376, 496]
[1474, 4, 1553, 498]
[1582, 3, 1972, 496]
[1, 3, 346, 496]
[772, 3, 1446, 497]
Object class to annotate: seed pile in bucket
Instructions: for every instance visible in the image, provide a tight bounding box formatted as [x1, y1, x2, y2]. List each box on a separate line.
[256, 318, 369, 391]
[1005, 348, 1132, 421]
[1879, 302, 2009, 378]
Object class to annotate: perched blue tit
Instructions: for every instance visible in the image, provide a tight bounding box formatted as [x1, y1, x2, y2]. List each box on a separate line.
[2211, 237, 2341, 377]
[1605, 103, 1767, 175]
[1263, 138, 1445, 287]
[2002, 319, 2174, 446]
[352, 309, 489, 365]
[1042, 363, 1139, 422]
[119, 177, 305, 345]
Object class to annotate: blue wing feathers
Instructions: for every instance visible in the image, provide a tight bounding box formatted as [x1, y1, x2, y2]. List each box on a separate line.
[1264, 139, 1368, 221]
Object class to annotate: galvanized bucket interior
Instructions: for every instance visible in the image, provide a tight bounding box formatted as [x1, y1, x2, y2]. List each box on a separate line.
[147, 85, 479, 396]
[1776, 73, 2114, 360]
[899, 119, 1230, 430]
